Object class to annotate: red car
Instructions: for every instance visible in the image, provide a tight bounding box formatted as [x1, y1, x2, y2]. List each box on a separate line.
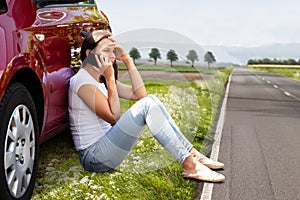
[0, 0, 110, 199]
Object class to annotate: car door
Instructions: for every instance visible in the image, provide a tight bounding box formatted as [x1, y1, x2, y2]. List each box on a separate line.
[30, 3, 110, 140]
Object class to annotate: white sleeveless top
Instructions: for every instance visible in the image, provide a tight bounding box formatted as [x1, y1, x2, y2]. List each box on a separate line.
[68, 69, 111, 151]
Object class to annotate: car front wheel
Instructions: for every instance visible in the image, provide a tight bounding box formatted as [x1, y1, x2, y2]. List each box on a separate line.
[0, 82, 39, 200]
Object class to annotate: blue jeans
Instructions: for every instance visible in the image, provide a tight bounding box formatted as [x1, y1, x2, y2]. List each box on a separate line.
[79, 94, 193, 172]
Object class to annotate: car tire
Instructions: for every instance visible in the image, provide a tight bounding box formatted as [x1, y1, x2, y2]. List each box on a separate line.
[0, 82, 39, 200]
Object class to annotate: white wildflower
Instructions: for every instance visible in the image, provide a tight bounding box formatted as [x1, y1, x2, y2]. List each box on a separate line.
[91, 185, 100, 190]
[51, 159, 60, 163]
[109, 181, 115, 185]
[80, 176, 89, 184]
[99, 193, 110, 200]
[45, 167, 55, 171]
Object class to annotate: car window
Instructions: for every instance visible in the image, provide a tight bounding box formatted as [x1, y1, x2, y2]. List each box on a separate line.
[34, 0, 95, 8]
[0, 0, 8, 15]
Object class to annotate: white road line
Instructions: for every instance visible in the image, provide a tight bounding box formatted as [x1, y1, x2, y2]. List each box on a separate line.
[284, 91, 291, 96]
[258, 75, 300, 102]
[199, 70, 233, 200]
[283, 90, 300, 101]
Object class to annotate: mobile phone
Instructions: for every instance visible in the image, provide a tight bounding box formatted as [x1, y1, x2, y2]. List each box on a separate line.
[83, 52, 101, 68]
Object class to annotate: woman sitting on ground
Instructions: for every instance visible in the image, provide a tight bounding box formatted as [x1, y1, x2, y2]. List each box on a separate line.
[68, 30, 225, 182]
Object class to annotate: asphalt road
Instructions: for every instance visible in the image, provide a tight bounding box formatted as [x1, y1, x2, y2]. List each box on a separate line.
[211, 68, 300, 200]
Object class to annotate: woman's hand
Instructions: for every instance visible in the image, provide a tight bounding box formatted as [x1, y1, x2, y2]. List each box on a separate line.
[92, 29, 112, 42]
[114, 45, 129, 61]
[96, 54, 115, 80]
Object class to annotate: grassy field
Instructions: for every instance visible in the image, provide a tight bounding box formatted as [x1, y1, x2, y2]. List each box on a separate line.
[248, 64, 300, 69]
[32, 67, 233, 200]
[117, 63, 219, 74]
[248, 65, 300, 81]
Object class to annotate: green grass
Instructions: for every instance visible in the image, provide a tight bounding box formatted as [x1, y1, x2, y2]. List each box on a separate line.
[117, 63, 218, 74]
[249, 65, 300, 81]
[32, 67, 233, 200]
[248, 64, 300, 69]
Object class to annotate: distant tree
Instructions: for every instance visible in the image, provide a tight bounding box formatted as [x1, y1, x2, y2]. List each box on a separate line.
[262, 58, 272, 64]
[282, 59, 288, 65]
[287, 58, 297, 65]
[272, 58, 278, 65]
[247, 59, 257, 65]
[129, 47, 141, 65]
[166, 49, 178, 67]
[149, 48, 161, 65]
[186, 50, 198, 67]
[248, 57, 300, 65]
[204, 51, 216, 68]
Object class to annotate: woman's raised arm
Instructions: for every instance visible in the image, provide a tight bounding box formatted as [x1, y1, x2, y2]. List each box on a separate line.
[114, 45, 147, 100]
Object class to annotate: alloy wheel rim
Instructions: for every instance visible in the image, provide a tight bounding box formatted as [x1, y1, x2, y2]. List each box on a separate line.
[4, 105, 36, 198]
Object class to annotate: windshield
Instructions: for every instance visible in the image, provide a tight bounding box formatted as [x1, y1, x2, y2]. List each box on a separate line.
[35, 0, 95, 8]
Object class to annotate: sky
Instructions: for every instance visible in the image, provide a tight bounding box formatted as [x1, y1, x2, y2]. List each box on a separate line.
[97, 0, 300, 47]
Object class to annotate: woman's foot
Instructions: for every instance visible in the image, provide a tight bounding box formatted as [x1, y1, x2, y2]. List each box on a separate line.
[190, 148, 225, 169]
[198, 157, 225, 170]
[182, 161, 225, 183]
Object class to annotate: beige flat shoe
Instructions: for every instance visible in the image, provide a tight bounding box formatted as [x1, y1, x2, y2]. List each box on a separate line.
[199, 158, 225, 170]
[182, 170, 225, 183]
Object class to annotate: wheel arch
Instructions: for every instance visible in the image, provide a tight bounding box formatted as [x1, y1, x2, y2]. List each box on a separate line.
[10, 68, 44, 134]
